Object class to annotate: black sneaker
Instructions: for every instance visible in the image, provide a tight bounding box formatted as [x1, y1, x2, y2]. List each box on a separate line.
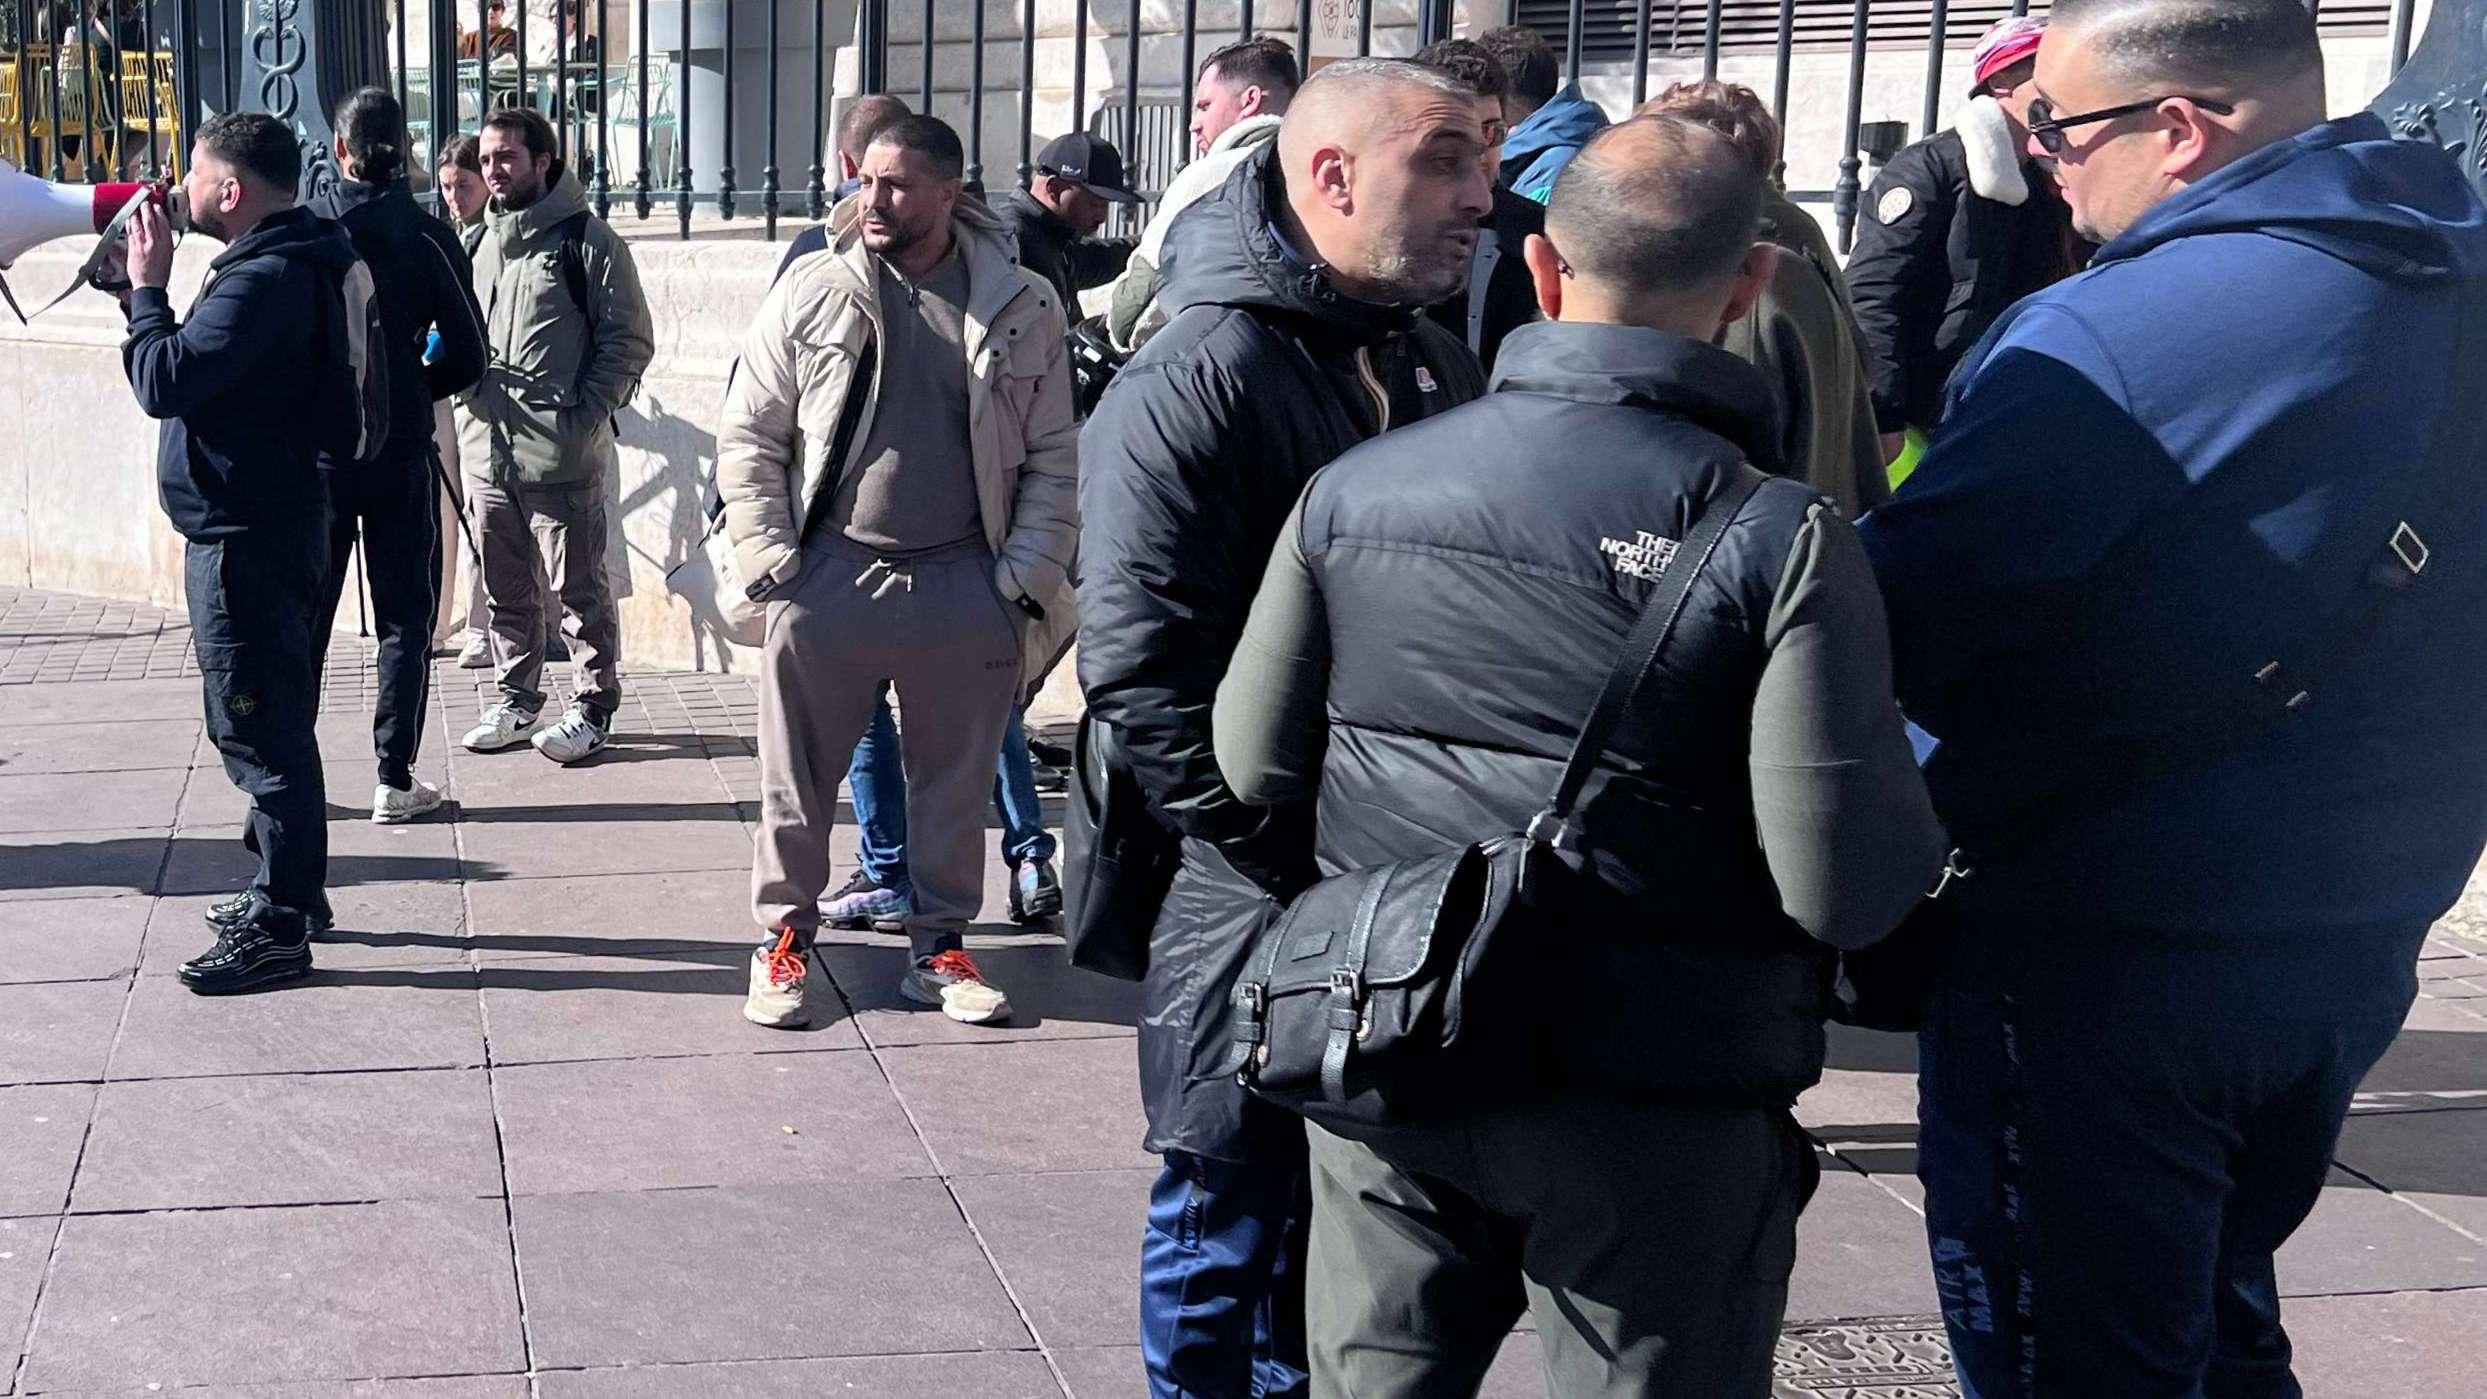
[207, 891, 334, 940]
[1009, 858, 1063, 925]
[178, 914, 313, 995]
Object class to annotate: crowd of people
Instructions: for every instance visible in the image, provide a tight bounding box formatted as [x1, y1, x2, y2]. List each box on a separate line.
[96, 0, 2487, 1393]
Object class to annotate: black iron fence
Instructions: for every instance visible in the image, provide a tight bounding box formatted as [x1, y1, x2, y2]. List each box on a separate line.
[0, 0, 2425, 253]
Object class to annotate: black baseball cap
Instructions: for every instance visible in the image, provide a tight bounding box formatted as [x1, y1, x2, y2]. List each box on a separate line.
[1036, 132, 1143, 204]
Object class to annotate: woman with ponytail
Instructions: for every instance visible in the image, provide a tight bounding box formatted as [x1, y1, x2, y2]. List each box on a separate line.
[306, 88, 491, 823]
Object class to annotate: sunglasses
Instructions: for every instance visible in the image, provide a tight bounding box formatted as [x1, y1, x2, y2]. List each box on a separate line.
[2026, 94, 2236, 154]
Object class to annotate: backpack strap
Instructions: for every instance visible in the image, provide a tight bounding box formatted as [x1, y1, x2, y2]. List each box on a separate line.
[554, 210, 596, 338]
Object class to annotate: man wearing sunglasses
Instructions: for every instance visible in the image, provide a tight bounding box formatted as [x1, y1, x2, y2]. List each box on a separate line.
[1845, 16, 2087, 479]
[1857, 0, 2487, 1393]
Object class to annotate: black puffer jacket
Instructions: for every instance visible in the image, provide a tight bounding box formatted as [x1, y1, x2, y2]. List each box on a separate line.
[1004, 187, 1136, 312]
[1844, 127, 2085, 433]
[1077, 143, 1486, 1158]
[309, 177, 488, 457]
[1285, 323, 1842, 1105]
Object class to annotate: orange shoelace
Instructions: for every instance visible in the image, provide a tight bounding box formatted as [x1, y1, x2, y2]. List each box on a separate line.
[924, 949, 985, 984]
[763, 925, 807, 989]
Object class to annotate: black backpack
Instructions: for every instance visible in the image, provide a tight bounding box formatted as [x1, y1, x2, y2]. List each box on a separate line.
[325, 257, 394, 466]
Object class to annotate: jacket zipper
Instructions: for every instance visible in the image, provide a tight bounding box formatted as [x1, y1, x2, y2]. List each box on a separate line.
[1355, 345, 1389, 433]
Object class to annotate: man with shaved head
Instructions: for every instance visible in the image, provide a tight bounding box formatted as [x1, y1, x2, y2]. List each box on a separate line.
[1212, 113, 1941, 1394]
[1077, 56, 1491, 1398]
[1859, 0, 2487, 1391]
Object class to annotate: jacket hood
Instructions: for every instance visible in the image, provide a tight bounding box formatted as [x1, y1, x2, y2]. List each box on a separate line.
[1206, 112, 1282, 158]
[1156, 142, 1422, 342]
[209, 203, 359, 274]
[489, 161, 590, 242]
[2098, 113, 2487, 284]
[1488, 320, 1784, 471]
[317, 175, 415, 221]
[1503, 87, 1610, 171]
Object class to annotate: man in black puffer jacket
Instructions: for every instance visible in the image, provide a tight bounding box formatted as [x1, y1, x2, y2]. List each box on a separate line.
[1077, 57, 1491, 1399]
[309, 87, 488, 824]
[1213, 116, 1944, 1395]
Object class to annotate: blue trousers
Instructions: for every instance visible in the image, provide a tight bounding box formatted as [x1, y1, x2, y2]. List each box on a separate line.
[1141, 1151, 1310, 1398]
[847, 690, 1056, 895]
[1919, 982, 2409, 1398]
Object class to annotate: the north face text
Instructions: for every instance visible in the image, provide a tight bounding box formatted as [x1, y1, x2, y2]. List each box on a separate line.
[1599, 531, 1680, 581]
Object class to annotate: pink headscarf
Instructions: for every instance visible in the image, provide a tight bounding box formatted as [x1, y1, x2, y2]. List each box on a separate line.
[1970, 16, 2048, 92]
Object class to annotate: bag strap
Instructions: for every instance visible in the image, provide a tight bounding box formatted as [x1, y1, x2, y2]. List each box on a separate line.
[1954, 278, 2487, 870]
[1318, 869, 1395, 1104]
[792, 340, 879, 547]
[1531, 466, 1765, 851]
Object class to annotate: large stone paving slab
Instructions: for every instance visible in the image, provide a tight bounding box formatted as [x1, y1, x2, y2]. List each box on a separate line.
[21, 1198, 524, 1393]
[0, 896, 148, 984]
[492, 1052, 932, 1195]
[0, 979, 128, 1086]
[953, 1169, 1152, 1350]
[2334, 1105, 2487, 1238]
[819, 938, 1141, 1047]
[109, 965, 485, 1080]
[0, 720, 200, 775]
[510, 1181, 1030, 1368]
[175, 761, 449, 831]
[461, 870, 754, 962]
[1789, 1170, 1941, 1324]
[454, 803, 755, 881]
[0, 1082, 96, 1217]
[2284, 1288, 2487, 1397]
[72, 1069, 502, 1212]
[30, 1376, 530, 1397]
[2273, 1182, 2487, 1295]
[1, 1215, 54, 1386]
[476, 951, 861, 1063]
[878, 1039, 1155, 1176]
[533, 1353, 1062, 1397]
[0, 767, 189, 834]
[0, 829, 169, 903]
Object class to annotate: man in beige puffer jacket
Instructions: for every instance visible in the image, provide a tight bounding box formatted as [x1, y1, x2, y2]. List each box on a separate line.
[719, 115, 1079, 1031]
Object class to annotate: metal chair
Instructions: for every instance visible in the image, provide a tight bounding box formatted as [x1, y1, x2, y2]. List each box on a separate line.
[117, 49, 179, 177]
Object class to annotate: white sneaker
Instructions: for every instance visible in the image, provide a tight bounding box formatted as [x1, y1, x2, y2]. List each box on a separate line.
[532, 706, 611, 765]
[900, 949, 1012, 1025]
[456, 634, 492, 669]
[371, 778, 445, 824]
[461, 703, 540, 752]
[743, 927, 811, 1028]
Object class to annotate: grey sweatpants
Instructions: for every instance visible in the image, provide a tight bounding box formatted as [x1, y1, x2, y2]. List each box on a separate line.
[752, 535, 1022, 962]
[471, 476, 623, 718]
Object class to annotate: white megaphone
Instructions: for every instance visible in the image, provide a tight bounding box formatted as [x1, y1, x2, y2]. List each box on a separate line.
[0, 157, 187, 322]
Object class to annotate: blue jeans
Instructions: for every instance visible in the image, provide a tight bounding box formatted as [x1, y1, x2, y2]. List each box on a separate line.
[847, 690, 1057, 895]
[1141, 1151, 1310, 1399]
[1919, 982, 2408, 1398]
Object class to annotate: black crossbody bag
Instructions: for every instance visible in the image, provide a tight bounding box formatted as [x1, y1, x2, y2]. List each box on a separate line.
[1219, 470, 1764, 1134]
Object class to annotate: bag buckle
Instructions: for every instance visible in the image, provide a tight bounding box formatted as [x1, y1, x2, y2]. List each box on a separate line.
[1524, 810, 1575, 851]
[2390, 521, 2430, 577]
[1927, 848, 1972, 900]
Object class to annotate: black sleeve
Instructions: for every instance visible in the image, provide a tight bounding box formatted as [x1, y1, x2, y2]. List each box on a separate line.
[122, 266, 289, 420]
[1063, 234, 1138, 292]
[1075, 350, 1314, 894]
[1841, 143, 1954, 433]
[771, 224, 830, 287]
[420, 220, 488, 401]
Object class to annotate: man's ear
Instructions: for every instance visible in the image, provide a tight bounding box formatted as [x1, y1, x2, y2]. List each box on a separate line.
[1308, 143, 1354, 214]
[2160, 97, 2221, 183]
[1239, 85, 1266, 119]
[1716, 243, 1779, 330]
[1523, 232, 1565, 321]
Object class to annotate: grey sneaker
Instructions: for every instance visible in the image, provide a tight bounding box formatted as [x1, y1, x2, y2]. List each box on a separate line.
[743, 926, 811, 1028]
[461, 703, 540, 752]
[1009, 858, 1063, 925]
[532, 706, 611, 765]
[900, 949, 1011, 1025]
[456, 633, 493, 668]
[371, 778, 445, 824]
[821, 870, 910, 931]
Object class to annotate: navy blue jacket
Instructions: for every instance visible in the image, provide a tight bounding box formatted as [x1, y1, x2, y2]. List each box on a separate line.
[1859, 114, 2487, 1002]
[124, 205, 360, 539]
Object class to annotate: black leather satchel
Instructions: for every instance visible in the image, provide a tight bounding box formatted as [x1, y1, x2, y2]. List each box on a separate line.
[1060, 710, 1181, 981]
[1221, 470, 1765, 1134]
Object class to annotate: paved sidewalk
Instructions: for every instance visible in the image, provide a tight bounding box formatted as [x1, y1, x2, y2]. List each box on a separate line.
[2, 582, 2484, 1397]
